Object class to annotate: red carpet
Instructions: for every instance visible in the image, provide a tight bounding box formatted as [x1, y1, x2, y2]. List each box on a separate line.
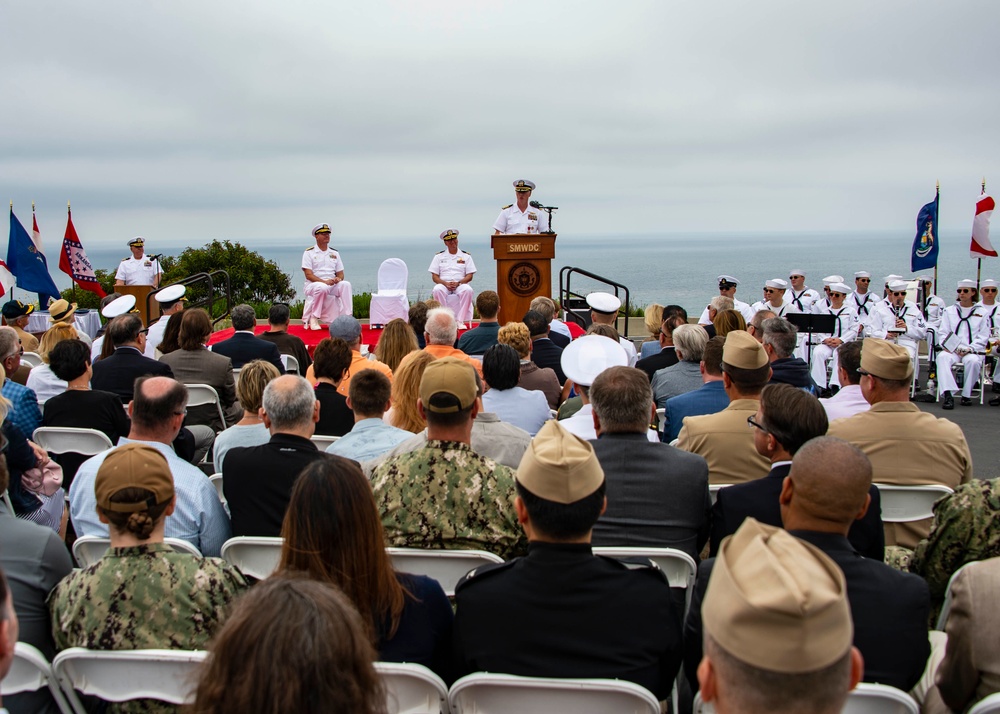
[208, 323, 478, 356]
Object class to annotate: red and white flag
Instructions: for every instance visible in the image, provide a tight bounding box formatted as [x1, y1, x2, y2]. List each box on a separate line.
[970, 193, 996, 258]
[31, 211, 45, 254]
[0, 259, 15, 298]
[59, 208, 107, 297]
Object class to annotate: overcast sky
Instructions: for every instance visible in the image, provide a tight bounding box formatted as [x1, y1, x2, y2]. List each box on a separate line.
[2, 1, 998, 247]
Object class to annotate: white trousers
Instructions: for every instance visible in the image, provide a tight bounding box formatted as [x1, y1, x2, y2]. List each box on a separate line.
[936, 350, 982, 397]
[810, 343, 842, 388]
[432, 283, 474, 323]
[303, 280, 353, 323]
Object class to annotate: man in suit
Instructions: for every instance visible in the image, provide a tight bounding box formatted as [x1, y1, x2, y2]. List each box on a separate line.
[522, 309, 566, 384]
[687, 437, 931, 698]
[588, 365, 710, 561]
[528, 295, 570, 348]
[258, 302, 311, 375]
[223, 375, 329, 537]
[211, 304, 284, 371]
[661, 335, 729, 443]
[710, 383, 884, 561]
[636, 312, 685, 381]
[91, 313, 173, 403]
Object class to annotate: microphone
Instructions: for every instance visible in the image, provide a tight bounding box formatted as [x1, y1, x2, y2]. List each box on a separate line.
[529, 200, 542, 209]
[149, 254, 164, 262]
[530, 200, 559, 210]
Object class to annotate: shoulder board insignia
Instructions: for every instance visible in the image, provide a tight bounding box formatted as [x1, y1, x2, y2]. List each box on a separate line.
[502, 204, 513, 209]
[121, 257, 129, 262]
[306, 246, 315, 251]
[437, 249, 445, 254]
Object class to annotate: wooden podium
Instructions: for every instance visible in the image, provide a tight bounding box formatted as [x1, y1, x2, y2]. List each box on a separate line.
[490, 233, 557, 322]
[119, 285, 160, 327]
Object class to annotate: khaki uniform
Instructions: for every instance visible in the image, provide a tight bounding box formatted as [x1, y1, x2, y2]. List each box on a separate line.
[12, 324, 38, 353]
[828, 402, 973, 548]
[676, 398, 770, 485]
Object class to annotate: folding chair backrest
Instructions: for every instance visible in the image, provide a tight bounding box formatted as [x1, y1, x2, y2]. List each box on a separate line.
[375, 662, 450, 714]
[378, 258, 409, 292]
[31, 427, 114, 457]
[20, 351, 43, 368]
[448, 673, 659, 714]
[591, 547, 697, 618]
[220, 536, 283, 580]
[969, 692, 1000, 714]
[708, 483, 729, 506]
[72, 535, 202, 568]
[936, 561, 977, 630]
[310, 434, 340, 450]
[2, 490, 13, 514]
[655, 407, 666, 432]
[387, 549, 504, 597]
[2, 642, 73, 713]
[209, 473, 226, 504]
[282, 354, 300, 374]
[184, 384, 227, 430]
[874, 483, 954, 523]
[52, 648, 206, 710]
[842, 683, 918, 713]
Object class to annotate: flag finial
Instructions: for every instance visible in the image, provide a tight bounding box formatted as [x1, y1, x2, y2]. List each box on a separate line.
[983, 177, 987, 194]
[32, 201, 35, 212]
[67, 201, 71, 212]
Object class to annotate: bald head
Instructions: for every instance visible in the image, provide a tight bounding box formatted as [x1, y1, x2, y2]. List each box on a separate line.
[262, 374, 318, 434]
[130, 376, 188, 440]
[782, 437, 872, 532]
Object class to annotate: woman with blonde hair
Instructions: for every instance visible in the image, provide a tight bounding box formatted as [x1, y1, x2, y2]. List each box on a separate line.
[374, 318, 418, 373]
[640, 303, 665, 359]
[713, 308, 747, 338]
[498, 321, 561, 409]
[385, 350, 435, 433]
[213, 359, 282, 472]
[26, 322, 80, 403]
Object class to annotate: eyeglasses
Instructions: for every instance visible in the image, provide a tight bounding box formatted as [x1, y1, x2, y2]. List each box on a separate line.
[747, 415, 768, 432]
[789, 276, 803, 280]
[857, 368, 872, 377]
[958, 289, 974, 294]
[857, 278, 870, 283]
[763, 288, 776, 294]
[173, 409, 188, 416]
[891, 291, 906, 296]
[983, 288, 998, 293]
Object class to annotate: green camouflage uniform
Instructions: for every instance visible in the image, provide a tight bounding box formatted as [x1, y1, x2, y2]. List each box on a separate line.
[48, 543, 247, 714]
[371, 439, 528, 560]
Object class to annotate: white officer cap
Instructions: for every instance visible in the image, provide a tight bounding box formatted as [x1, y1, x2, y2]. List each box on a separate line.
[127, 236, 144, 248]
[439, 229, 459, 241]
[829, 282, 851, 295]
[101, 294, 136, 318]
[312, 223, 332, 236]
[586, 292, 621, 314]
[888, 280, 909, 292]
[884, 274, 903, 284]
[155, 284, 186, 303]
[513, 179, 536, 192]
[822, 275, 845, 286]
[854, 270, 871, 279]
[957, 279, 977, 289]
[560, 335, 628, 387]
[764, 279, 787, 290]
[717, 275, 739, 287]
[788, 268, 806, 278]
[981, 279, 999, 289]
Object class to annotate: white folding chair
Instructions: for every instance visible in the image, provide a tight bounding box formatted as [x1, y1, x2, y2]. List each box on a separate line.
[281, 353, 301, 374]
[209, 473, 226, 505]
[708, 483, 730, 506]
[874, 484, 954, 523]
[1, 642, 73, 713]
[71, 535, 202, 568]
[449, 673, 659, 714]
[232, 367, 241, 386]
[310, 434, 341, 450]
[31, 427, 114, 457]
[842, 683, 918, 713]
[591, 547, 696, 619]
[185, 383, 227, 430]
[369, 258, 410, 328]
[375, 662, 450, 714]
[936, 561, 976, 630]
[2, 489, 13, 513]
[970, 692, 1000, 714]
[20, 351, 43, 368]
[52, 648, 206, 713]
[220, 536, 283, 580]
[655, 407, 666, 432]
[387, 548, 503, 597]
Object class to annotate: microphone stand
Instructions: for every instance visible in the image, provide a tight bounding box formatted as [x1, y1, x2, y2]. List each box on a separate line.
[530, 201, 558, 234]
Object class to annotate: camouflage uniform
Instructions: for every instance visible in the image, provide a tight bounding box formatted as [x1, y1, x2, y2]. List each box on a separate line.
[371, 439, 528, 561]
[48, 543, 247, 714]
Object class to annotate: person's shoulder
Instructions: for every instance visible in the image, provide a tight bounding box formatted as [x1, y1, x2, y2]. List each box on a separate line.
[455, 558, 518, 595]
[501, 203, 513, 210]
[304, 245, 315, 252]
[594, 553, 671, 587]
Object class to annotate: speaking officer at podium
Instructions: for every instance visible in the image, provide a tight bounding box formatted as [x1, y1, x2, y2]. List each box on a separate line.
[493, 179, 550, 235]
[430, 229, 476, 326]
[114, 237, 161, 287]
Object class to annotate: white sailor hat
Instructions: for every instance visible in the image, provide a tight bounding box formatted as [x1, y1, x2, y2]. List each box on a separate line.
[884, 274, 903, 284]
[957, 279, 977, 289]
[513, 179, 536, 192]
[788, 269, 806, 278]
[854, 271, 872, 279]
[915, 275, 934, 284]
[981, 279, 999, 289]
[717, 275, 739, 287]
[586, 292, 622, 314]
[101, 294, 136, 319]
[439, 229, 459, 241]
[127, 236, 144, 248]
[312, 223, 332, 236]
[888, 280, 909, 292]
[829, 282, 851, 295]
[822, 275, 845, 286]
[764, 279, 788, 290]
[155, 284, 187, 304]
[560, 334, 628, 387]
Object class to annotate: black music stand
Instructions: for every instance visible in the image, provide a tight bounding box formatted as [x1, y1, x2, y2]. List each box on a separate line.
[786, 313, 837, 369]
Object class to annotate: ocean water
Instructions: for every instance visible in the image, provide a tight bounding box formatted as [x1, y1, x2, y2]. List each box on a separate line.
[47, 229, 995, 317]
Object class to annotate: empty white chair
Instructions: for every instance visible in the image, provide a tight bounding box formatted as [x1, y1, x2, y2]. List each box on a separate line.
[375, 662, 450, 714]
[31, 427, 114, 457]
[449, 673, 659, 714]
[72, 535, 202, 568]
[369, 258, 410, 328]
[875, 484, 954, 523]
[969, 692, 1000, 714]
[310, 434, 341, 450]
[52, 648, 207, 712]
[842, 683, 918, 713]
[2, 642, 73, 713]
[185, 384, 228, 431]
[387, 549, 503, 598]
[20, 351, 43, 368]
[220, 536, 283, 580]
[591, 547, 696, 618]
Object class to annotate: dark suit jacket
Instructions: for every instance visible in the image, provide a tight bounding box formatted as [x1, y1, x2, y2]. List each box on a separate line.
[91, 346, 173, 403]
[548, 330, 570, 349]
[685, 531, 930, 693]
[709, 463, 885, 561]
[211, 332, 284, 371]
[661, 380, 729, 443]
[223, 433, 329, 537]
[636, 346, 678, 381]
[158, 348, 240, 432]
[590, 432, 711, 561]
[529, 337, 566, 385]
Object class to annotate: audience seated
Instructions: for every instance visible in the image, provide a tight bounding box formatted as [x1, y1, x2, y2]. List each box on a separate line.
[142, 285, 186, 358]
[373, 317, 418, 373]
[457, 291, 501, 355]
[70, 377, 231, 556]
[311, 338, 355, 437]
[589, 366, 710, 560]
[257, 302, 312, 374]
[211, 304, 284, 371]
[26, 323, 80, 403]
[636, 313, 685, 381]
[212, 359, 281, 472]
[529, 296, 570, 348]
[91, 314, 173, 403]
[2, 408, 54, 531]
[661, 335, 729, 443]
[326, 370, 412, 462]
[371, 358, 526, 559]
[481, 344, 550, 436]
[712, 308, 747, 338]
[155, 311, 184, 357]
[558, 334, 629, 441]
[304, 315, 394, 395]
[189, 576, 385, 714]
[520, 309, 567, 386]
[500, 318, 561, 409]
[819, 340, 870, 421]
[638, 303, 664, 359]
[453, 421, 682, 700]
[91, 292, 130, 361]
[421, 308, 484, 377]
[0, 567, 26, 714]
[2, 300, 39, 353]
[223, 375, 328, 538]
[408, 301, 429, 349]
[277, 458, 453, 678]
[745, 308, 775, 343]
[0, 326, 42, 439]
[763, 317, 815, 390]
[385, 350, 435, 433]
[652, 324, 708, 408]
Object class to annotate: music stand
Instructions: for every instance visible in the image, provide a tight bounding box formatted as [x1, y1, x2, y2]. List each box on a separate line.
[786, 313, 837, 369]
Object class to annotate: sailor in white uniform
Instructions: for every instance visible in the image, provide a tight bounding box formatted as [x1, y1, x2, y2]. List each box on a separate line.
[937, 279, 990, 408]
[586, 292, 637, 367]
[915, 275, 947, 367]
[698, 275, 755, 325]
[750, 279, 793, 317]
[90, 294, 136, 361]
[114, 237, 161, 287]
[144, 284, 186, 357]
[493, 179, 550, 235]
[784, 269, 821, 313]
[429, 229, 476, 325]
[867, 280, 927, 367]
[301, 223, 353, 330]
[849, 271, 879, 322]
[808, 282, 860, 390]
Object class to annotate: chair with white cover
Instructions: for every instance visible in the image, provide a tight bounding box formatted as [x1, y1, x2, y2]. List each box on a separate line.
[875, 484, 954, 524]
[220, 536, 283, 580]
[185, 384, 227, 431]
[20, 351, 43, 368]
[1, 642, 73, 713]
[369, 258, 410, 328]
[31, 427, 114, 458]
[695, 684, 918, 714]
[281, 353, 300, 375]
[72, 535, 202, 568]
[969, 692, 1000, 714]
[310, 434, 340, 450]
[591, 547, 697, 619]
[209, 473, 226, 504]
[448, 673, 659, 714]
[375, 662, 450, 714]
[386, 549, 503, 598]
[52, 648, 207, 713]
[655, 407, 666, 433]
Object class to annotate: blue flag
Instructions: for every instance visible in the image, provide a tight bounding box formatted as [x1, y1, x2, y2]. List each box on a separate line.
[7, 208, 60, 297]
[910, 193, 940, 272]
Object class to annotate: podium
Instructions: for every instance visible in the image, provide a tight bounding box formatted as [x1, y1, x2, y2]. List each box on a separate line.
[490, 233, 557, 323]
[119, 285, 160, 327]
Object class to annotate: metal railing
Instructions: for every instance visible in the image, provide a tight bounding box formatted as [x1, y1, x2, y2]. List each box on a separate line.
[558, 266, 631, 338]
[146, 270, 232, 328]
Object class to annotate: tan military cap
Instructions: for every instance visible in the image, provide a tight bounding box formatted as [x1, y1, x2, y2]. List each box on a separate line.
[860, 337, 913, 381]
[95, 443, 175, 513]
[419, 357, 477, 413]
[722, 329, 767, 369]
[703, 519, 852, 673]
[516, 420, 604, 503]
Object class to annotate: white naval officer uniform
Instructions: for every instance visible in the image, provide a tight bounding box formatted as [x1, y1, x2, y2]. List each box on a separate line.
[302, 246, 353, 323]
[697, 298, 755, 325]
[936, 303, 990, 398]
[429, 249, 477, 323]
[808, 303, 860, 388]
[114, 255, 160, 286]
[784, 287, 821, 312]
[493, 204, 549, 234]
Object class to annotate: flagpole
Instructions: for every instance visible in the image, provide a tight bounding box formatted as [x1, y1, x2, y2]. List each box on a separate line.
[66, 201, 78, 304]
[934, 181, 940, 295]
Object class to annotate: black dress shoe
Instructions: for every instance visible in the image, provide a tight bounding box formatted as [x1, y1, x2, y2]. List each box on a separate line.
[991, 395, 1000, 406]
[961, 396, 973, 406]
[942, 392, 955, 410]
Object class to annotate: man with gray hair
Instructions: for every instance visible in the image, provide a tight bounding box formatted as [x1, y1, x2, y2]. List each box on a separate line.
[747, 309, 775, 343]
[211, 304, 284, 371]
[0, 326, 42, 437]
[651, 323, 709, 408]
[763, 317, 815, 390]
[422, 307, 484, 376]
[529, 295, 571, 347]
[222, 374, 328, 537]
[305, 314, 393, 395]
